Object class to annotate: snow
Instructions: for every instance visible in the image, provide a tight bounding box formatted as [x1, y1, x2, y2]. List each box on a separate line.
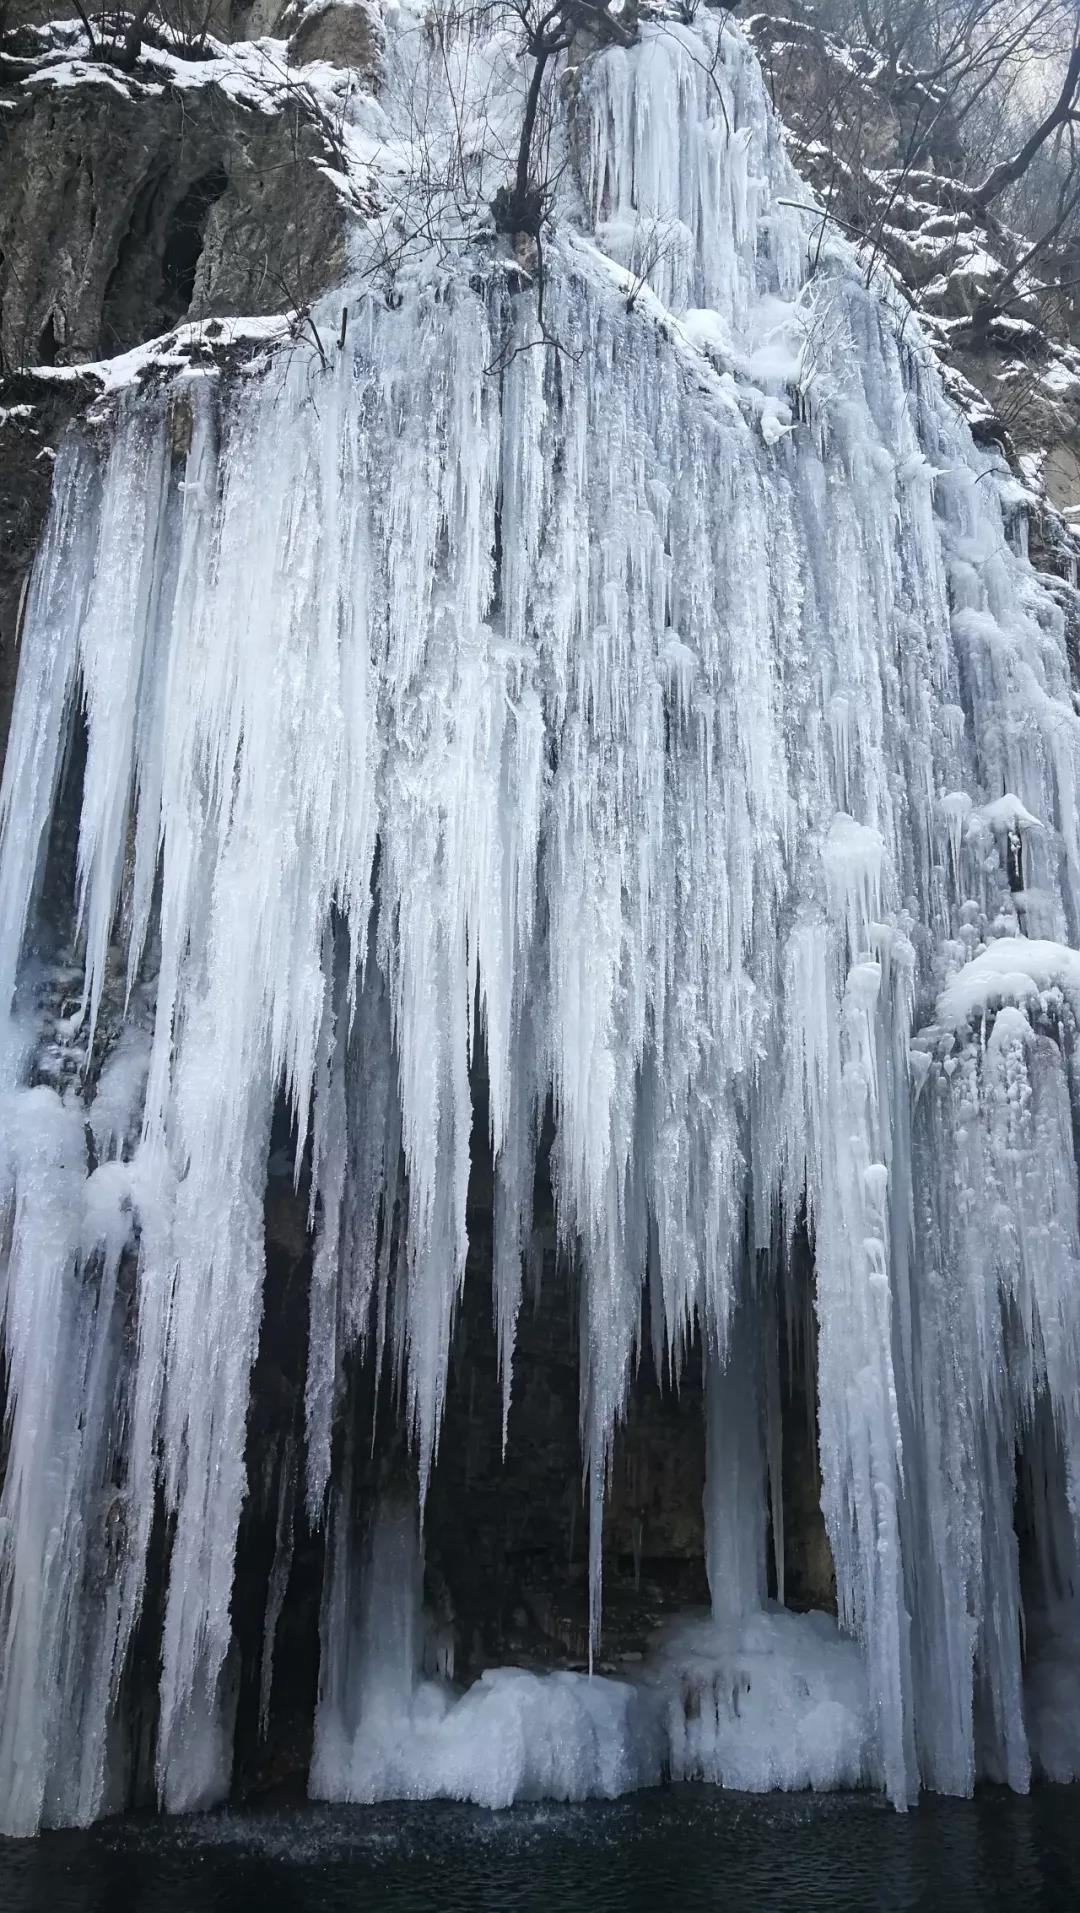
[971, 793, 1042, 836]
[1041, 358, 1080, 398]
[994, 314, 1041, 339]
[3, 3, 1080, 1836]
[29, 317, 292, 401]
[23, 34, 322, 116]
[935, 938, 1080, 1030]
[680, 307, 734, 359]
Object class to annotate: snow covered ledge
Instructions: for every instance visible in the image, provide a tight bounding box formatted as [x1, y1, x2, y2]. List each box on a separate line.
[933, 935, 1080, 1030]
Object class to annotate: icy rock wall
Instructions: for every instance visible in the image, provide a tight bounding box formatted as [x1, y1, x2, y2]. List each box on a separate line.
[1, 13, 1080, 1830]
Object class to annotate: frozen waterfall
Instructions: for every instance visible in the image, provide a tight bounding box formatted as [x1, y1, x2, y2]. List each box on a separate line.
[2, 11, 1080, 1832]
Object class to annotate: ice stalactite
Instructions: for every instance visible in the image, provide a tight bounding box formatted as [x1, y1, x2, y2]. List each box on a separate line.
[907, 946, 1080, 1793]
[3, 11, 1080, 1831]
[704, 1301, 767, 1626]
[259, 1437, 297, 1745]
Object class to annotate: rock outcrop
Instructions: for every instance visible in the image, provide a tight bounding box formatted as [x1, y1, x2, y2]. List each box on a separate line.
[0, 33, 357, 369]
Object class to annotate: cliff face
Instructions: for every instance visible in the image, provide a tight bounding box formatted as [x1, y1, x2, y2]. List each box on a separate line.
[746, 9, 1080, 580]
[6, 7, 1080, 722]
[6, 5, 1080, 676]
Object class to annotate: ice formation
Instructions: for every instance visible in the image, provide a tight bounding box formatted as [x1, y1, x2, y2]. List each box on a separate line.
[312, 1497, 665, 1806]
[2, 8, 1080, 1832]
[310, 1493, 871, 1807]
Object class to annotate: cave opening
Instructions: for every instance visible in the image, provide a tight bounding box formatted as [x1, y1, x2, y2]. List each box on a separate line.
[224, 1035, 845, 1799]
[100, 163, 227, 358]
[161, 165, 228, 321]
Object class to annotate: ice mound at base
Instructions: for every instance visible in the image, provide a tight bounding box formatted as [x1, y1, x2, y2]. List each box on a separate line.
[311, 1499, 662, 1806]
[641, 1609, 876, 1793]
[312, 1666, 664, 1807]
[311, 1611, 872, 1809]
[311, 1501, 872, 1806]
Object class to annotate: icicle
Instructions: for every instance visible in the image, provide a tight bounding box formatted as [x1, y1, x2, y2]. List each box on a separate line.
[704, 1310, 767, 1624]
[0, 441, 89, 1059]
[763, 1281, 786, 1610]
[259, 1440, 297, 1744]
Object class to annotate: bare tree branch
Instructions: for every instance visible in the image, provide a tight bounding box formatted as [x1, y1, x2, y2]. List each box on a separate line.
[972, 39, 1080, 208]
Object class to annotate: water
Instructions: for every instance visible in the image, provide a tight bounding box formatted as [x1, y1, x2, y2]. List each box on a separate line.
[2, 1788, 1079, 1912]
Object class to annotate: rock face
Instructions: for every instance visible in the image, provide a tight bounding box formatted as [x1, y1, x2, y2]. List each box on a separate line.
[287, 0, 381, 70]
[747, 8, 1080, 560]
[0, 52, 348, 369]
[13, 2, 294, 36]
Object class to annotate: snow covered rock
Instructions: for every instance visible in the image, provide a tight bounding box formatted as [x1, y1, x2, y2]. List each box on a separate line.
[286, 0, 382, 76]
[0, 26, 351, 368]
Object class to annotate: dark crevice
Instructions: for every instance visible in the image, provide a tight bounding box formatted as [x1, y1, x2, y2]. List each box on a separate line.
[162, 165, 228, 318]
[37, 312, 58, 365]
[99, 163, 227, 358]
[100, 171, 170, 357]
[232, 1094, 321, 1800]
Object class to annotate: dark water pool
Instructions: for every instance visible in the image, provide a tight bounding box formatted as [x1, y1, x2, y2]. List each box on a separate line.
[2, 1786, 1079, 1913]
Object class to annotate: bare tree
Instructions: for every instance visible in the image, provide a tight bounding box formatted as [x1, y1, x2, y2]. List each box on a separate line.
[69, 2, 218, 68]
[971, 38, 1080, 209]
[310, 1, 638, 357]
[622, 214, 683, 313]
[758, 0, 1080, 327]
